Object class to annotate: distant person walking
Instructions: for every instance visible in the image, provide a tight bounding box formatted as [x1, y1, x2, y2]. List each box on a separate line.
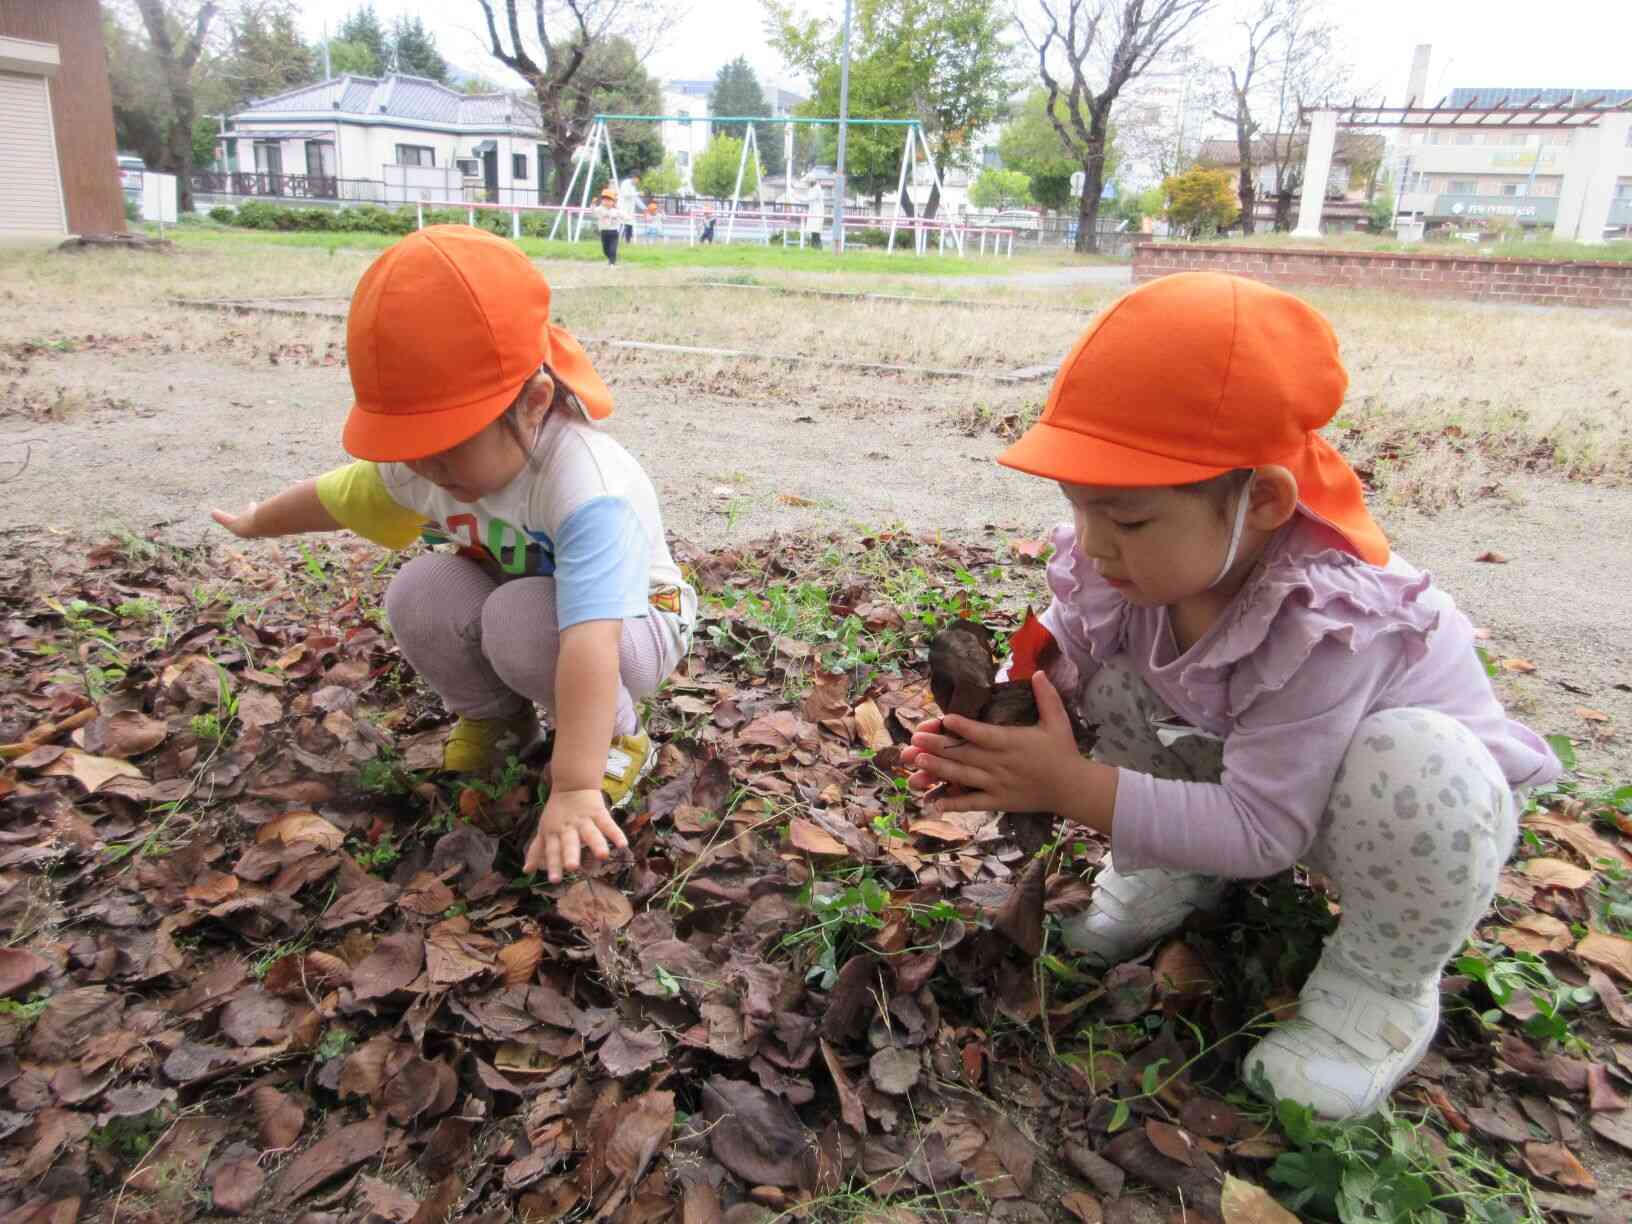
[804, 182, 825, 250]
[594, 187, 623, 266]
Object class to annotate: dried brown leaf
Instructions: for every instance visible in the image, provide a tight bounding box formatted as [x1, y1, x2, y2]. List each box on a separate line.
[351, 932, 425, 1000]
[599, 1025, 668, 1076]
[0, 947, 51, 998]
[253, 1084, 306, 1149]
[556, 879, 633, 931]
[211, 1157, 266, 1216]
[790, 817, 849, 857]
[1220, 1173, 1299, 1223]
[869, 1047, 922, 1095]
[1578, 930, 1632, 984]
[273, 1115, 386, 1203]
[498, 935, 544, 986]
[1522, 1141, 1596, 1191]
[257, 811, 344, 852]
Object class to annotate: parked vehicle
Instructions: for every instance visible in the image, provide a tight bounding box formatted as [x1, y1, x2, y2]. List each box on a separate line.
[991, 208, 1041, 231]
[117, 154, 145, 200]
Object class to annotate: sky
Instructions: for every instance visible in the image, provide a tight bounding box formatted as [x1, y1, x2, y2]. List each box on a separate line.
[294, 0, 1632, 126]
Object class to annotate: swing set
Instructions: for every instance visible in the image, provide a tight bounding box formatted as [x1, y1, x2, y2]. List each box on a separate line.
[548, 112, 963, 255]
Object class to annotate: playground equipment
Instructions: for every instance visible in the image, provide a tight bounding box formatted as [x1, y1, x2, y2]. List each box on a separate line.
[549, 113, 958, 254]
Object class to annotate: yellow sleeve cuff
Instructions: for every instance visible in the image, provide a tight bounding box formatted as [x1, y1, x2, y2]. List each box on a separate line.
[314, 461, 427, 550]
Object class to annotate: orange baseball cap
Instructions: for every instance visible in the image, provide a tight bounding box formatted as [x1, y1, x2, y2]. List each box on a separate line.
[998, 271, 1387, 565]
[342, 224, 612, 462]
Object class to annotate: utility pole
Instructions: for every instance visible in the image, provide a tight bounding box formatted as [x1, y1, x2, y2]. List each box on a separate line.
[322, 21, 331, 79]
[833, 0, 853, 253]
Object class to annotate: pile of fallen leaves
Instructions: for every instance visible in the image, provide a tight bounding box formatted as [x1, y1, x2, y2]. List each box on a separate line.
[2, 528, 1632, 1224]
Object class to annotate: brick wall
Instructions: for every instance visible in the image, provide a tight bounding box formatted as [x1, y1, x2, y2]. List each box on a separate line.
[1132, 243, 1632, 309]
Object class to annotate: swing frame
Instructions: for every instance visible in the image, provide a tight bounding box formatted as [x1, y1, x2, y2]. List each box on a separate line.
[547, 113, 951, 253]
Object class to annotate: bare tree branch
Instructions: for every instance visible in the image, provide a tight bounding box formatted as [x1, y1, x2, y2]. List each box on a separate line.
[1017, 0, 1218, 252]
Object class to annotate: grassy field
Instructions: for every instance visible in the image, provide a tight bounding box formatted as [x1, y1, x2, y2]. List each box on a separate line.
[152, 221, 1070, 277]
[1176, 230, 1632, 263]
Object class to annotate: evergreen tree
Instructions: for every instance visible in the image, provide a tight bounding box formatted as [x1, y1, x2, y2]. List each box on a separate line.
[390, 15, 449, 82]
[225, 0, 317, 104]
[338, 4, 388, 75]
[326, 38, 378, 77]
[708, 57, 783, 176]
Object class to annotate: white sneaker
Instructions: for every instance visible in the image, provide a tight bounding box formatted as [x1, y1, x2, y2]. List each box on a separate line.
[1060, 857, 1228, 968]
[1243, 958, 1439, 1119]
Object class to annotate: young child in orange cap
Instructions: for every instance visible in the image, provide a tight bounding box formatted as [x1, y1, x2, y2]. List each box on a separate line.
[902, 271, 1559, 1119]
[593, 186, 624, 266]
[212, 225, 694, 884]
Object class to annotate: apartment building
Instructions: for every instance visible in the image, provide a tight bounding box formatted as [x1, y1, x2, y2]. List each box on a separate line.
[1394, 87, 1632, 234]
[659, 77, 805, 192]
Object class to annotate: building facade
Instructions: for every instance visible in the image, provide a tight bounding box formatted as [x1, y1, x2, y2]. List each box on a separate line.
[1394, 88, 1632, 235]
[0, 0, 124, 237]
[656, 76, 806, 193]
[216, 74, 545, 206]
[1196, 133, 1385, 233]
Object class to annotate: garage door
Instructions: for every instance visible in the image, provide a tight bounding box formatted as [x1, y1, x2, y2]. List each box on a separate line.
[0, 70, 66, 236]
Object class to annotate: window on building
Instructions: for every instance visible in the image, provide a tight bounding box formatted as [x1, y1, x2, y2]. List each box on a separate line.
[304, 140, 334, 180]
[253, 141, 283, 176]
[512, 153, 528, 180]
[1446, 179, 1477, 195]
[1500, 183, 1525, 197]
[395, 144, 435, 167]
[1453, 132, 1474, 146]
[456, 158, 480, 177]
[1616, 181, 1632, 200]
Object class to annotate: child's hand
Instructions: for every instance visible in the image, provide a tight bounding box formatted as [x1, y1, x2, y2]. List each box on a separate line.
[903, 671, 1083, 815]
[210, 504, 260, 538]
[524, 787, 628, 883]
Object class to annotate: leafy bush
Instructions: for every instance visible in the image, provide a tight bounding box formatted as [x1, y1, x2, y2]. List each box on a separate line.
[852, 227, 916, 250]
[123, 196, 141, 223]
[211, 201, 580, 240]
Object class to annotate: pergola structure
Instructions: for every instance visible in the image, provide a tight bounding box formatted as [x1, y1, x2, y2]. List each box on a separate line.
[1292, 96, 1632, 243]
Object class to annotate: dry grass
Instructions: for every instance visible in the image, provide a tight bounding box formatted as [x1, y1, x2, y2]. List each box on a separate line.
[4, 239, 1628, 509]
[1308, 289, 1632, 500]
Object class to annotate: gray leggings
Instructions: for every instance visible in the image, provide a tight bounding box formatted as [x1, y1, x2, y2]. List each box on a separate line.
[384, 553, 677, 736]
[1086, 661, 1519, 995]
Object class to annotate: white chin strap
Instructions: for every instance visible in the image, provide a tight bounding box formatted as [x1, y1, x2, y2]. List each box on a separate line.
[1207, 473, 1255, 590]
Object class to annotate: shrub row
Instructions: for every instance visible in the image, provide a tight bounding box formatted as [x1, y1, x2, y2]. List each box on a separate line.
[206, 202, 564, 238]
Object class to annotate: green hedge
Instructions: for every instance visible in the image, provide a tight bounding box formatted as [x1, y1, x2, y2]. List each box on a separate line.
[207, 201, 566, 238]
[853, 226, 919, 250]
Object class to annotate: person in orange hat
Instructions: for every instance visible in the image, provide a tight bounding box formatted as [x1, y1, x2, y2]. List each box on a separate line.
[901, 272, 1559, 1119]
[211, 225, 694, 884]
[593, 185, 625, 266]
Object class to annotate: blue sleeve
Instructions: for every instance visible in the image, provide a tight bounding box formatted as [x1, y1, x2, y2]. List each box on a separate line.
[553, 496, 650, 629]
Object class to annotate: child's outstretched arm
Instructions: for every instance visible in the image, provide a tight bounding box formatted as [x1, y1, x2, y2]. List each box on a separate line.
[524, 618, 630, 883]
[211, 479, 340, 539]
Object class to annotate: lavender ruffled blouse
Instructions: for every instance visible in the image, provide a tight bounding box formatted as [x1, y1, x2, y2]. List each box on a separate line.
[1036, 514, 1561, 879]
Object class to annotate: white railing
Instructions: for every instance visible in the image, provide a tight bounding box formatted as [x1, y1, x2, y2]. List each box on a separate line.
[411, 197, 1015, 258]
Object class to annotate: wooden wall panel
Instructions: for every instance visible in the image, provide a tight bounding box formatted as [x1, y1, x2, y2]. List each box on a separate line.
[0, 0, 124, 234]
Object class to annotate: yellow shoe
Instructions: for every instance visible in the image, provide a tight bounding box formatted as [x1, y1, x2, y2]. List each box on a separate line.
[441, 711, 538, 774]
[601, 728, 657, 810]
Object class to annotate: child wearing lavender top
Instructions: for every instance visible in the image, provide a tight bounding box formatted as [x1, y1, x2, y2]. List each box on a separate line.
[902, 272, 1558, 1119]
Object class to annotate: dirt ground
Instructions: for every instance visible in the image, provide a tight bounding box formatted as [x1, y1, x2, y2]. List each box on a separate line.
[5, 238, 1632, 1220]
[2, 267, 1628, 783]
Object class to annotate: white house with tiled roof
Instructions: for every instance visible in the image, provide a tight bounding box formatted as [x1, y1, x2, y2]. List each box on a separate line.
[215, 73, 545, 205]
